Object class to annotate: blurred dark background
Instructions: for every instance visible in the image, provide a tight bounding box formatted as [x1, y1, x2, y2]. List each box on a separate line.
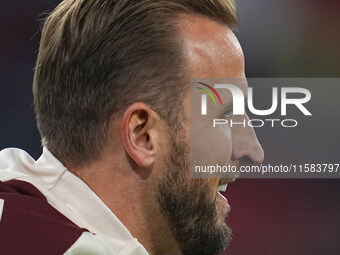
[230, 1, 340, 254]
[0, 0, 339, 254]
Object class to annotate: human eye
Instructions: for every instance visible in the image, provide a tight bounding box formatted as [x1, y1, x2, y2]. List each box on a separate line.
[224, 109, 233, 119]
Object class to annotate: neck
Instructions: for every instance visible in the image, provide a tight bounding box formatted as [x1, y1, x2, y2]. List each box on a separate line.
[71, 161, 179, 255]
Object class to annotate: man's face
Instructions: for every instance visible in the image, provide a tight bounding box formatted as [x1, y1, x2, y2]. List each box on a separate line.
[156, 15, 264, 255]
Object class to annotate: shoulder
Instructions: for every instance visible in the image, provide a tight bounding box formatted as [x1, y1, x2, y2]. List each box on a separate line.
[0, 148, 142, 255]
[0, 179, 112, 255]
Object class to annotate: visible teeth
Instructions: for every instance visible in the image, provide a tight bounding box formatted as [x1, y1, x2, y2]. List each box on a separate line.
[217, 184, 228, 192]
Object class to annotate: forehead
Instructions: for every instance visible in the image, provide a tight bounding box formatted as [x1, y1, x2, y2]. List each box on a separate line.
[177, 14, 247, 106]
[177, 14, 245, 80]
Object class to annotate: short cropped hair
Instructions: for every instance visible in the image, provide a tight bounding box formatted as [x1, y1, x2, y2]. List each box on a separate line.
[33, 0, 237, 167]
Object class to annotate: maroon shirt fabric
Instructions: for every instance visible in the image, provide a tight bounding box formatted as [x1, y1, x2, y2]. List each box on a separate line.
[0, 180, 85, 255]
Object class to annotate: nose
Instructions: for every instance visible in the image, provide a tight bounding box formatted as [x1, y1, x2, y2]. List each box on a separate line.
[231, 114, 264, 164]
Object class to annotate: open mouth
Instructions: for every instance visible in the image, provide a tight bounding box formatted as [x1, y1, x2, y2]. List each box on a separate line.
[217, 183, 228, 192]
[217, 178, 235, 193]
[216, 179, 236, 217]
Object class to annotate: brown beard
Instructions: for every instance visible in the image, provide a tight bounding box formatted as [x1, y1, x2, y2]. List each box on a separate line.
[156, 130, 232, 255]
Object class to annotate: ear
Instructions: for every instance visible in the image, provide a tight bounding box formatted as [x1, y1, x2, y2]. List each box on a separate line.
[120, 103, 158, 168]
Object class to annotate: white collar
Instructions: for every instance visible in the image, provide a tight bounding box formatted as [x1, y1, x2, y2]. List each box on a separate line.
[0, 147, 149, 255]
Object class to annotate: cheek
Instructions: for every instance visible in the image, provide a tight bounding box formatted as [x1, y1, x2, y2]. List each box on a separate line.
[212, 124, 232, 165]
[191, 120, 232, 166]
